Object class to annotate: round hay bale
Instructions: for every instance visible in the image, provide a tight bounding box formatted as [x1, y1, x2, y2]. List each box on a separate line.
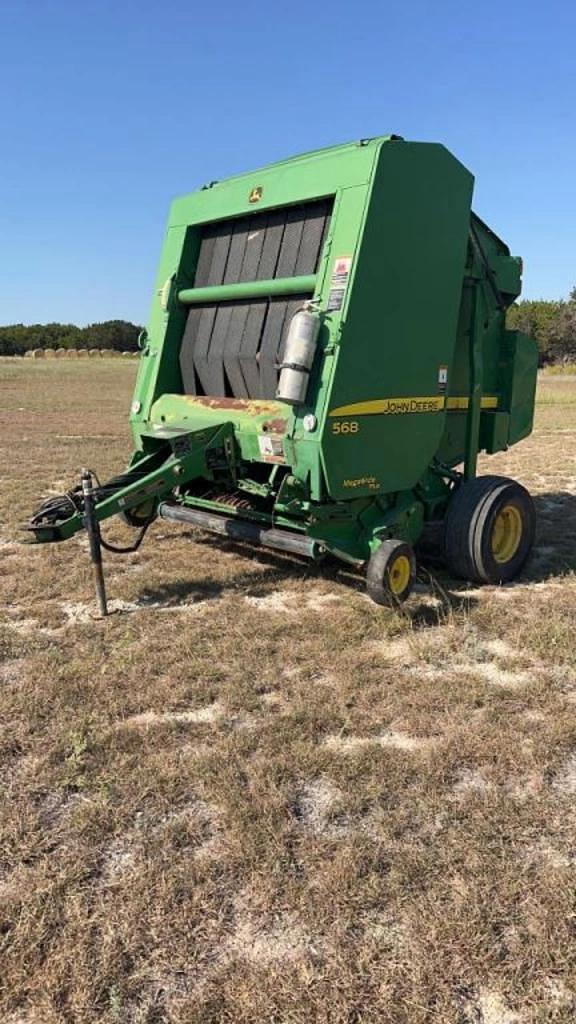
[88, 348, 100, 358]
[108, 350, 121, 358]
[54, 348, 67, 358]
[44, 348, 56, 358]
[31, 349, 45, 359]
[76, 349, 88, 358]
[67, 349, 79, 358]
[99, 349, 110, 357]
[24, 350, 34, 358]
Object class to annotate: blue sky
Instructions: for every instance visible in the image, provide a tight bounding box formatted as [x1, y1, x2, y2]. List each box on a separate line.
[1, 0, 574, 326]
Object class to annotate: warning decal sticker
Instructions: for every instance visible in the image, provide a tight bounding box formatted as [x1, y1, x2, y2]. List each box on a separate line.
[331, 256, 352, 286]
[258, 434, 285, 463]
[327, 256, 352, 313]
[327, 288, 345, 312]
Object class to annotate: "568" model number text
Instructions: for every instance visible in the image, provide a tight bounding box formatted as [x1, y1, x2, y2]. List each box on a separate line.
[331, 420, 360, 435]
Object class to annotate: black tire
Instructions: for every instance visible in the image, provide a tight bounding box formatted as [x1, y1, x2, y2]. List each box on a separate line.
[444, 475, 535, 584]
[366, 539, 416, 606]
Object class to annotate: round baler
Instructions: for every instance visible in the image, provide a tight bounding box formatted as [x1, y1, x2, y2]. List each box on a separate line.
[29, 135, 538, 608]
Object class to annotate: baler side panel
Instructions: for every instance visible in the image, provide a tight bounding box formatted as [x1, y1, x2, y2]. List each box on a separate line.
[502, 330, 539, 444]
[446, 216, 519, 403]
[436, 216, 535, 465]
[321, 143, 474, 499]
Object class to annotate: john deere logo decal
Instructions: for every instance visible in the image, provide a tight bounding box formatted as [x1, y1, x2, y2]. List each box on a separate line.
[249, 186, 263, 203]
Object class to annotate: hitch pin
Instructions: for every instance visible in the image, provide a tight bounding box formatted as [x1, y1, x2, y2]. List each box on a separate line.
[81, 468, 108, 617]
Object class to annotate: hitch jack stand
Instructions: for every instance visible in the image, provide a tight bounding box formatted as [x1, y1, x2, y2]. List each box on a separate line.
[81, 469, 108, 617]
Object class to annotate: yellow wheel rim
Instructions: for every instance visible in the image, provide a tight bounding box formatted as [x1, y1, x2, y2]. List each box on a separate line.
[387, 553, 411, 595]
[491, 504, 523, 564]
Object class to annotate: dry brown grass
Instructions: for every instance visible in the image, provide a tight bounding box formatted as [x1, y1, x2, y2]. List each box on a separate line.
[1, 358, 576, 1023]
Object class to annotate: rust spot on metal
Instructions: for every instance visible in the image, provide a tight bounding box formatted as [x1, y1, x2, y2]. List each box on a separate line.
[181, 396, 283, 417]
[180, 396, 246, 411]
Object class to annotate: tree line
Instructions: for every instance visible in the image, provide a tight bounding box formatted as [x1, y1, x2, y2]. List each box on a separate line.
[0, 320, 142, 356]
[506, 286, 576, 365]
[0, 292, 575, 364]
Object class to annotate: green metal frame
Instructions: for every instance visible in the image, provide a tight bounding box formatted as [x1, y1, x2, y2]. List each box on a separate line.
[29, 136, 538, 567]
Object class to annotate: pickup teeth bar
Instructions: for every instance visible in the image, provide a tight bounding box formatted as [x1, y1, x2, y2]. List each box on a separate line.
[204, 489, 254, 510]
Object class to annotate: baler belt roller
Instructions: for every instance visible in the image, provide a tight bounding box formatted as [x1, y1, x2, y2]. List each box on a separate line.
[177, 274, 317, 305]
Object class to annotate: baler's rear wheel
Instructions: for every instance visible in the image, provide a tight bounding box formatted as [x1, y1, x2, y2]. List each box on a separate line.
[444, 475, 535, 584]
[366, 539, 416, 606]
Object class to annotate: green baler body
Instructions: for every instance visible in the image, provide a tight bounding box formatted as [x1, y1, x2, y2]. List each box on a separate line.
[31, 136, 538, 564]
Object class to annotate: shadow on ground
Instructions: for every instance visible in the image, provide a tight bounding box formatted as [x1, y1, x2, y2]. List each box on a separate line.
[133, 491, 576, 621]
[530, 492, 576, 577]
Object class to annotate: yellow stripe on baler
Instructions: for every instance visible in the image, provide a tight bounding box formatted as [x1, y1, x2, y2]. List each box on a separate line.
[328, 396, 499, 417]
[446, 396, 499, 410]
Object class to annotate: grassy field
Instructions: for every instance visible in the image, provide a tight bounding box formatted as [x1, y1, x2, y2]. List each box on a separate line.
[1, 358, 576, 1024]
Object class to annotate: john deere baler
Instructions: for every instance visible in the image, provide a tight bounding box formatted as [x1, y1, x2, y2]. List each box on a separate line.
[29, 135, 538, 606]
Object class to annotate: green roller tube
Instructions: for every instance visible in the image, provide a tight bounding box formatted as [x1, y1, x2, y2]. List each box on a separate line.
[177, 274, 316, 305]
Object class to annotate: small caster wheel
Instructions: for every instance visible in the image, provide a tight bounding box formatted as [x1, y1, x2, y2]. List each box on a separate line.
[366, 539, 416, 606]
